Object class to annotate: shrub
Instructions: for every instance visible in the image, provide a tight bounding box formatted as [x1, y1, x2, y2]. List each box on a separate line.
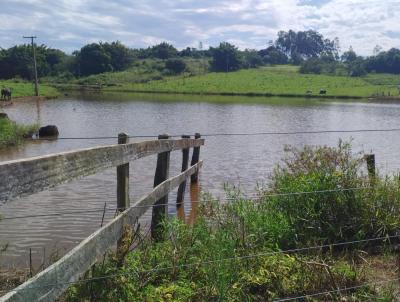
[165, 59, 186, 74]
[262, 141, 400, 247]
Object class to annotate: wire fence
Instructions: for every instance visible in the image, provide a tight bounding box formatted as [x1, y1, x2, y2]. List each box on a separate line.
[1, 234, 399, 296]
[0, 186, 374, 221]
[2, 128, 400, 298]
[31, 127, 400, 141]
[272, 277, 400, 302]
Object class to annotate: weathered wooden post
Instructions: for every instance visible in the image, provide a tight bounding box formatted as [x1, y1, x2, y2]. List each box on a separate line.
[365, 154, 376, 183]
[176, 135, 190, 207]
[190, 133, 201, 183]
[117, 133, 129, 212]
[151, 134, 171, 240]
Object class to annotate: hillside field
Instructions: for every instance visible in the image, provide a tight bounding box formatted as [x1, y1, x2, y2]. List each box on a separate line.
[103, 65, 400, 99]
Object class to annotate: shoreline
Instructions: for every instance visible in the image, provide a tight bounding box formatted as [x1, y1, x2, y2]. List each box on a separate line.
[13, 95, 58, 102]
[52, 84, 400, 101]
[108, 89, 400, 101]
[0, 96, 58, 107]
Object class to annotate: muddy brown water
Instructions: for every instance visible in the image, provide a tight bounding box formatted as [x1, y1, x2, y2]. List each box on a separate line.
[1, 92, 400, 269]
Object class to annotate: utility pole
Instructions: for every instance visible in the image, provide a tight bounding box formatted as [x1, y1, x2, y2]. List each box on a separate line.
[23, 36, 39, 96]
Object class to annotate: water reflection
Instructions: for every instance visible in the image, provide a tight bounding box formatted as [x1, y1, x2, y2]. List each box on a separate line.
[187, 182, 200, 226]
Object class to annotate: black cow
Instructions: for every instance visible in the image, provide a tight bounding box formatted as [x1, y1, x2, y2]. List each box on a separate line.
[319, 89, 327, 95]
[1, 88, 11, 101]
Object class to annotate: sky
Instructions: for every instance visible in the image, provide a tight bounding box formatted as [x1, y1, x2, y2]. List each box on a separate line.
[1, 0, 399, 55]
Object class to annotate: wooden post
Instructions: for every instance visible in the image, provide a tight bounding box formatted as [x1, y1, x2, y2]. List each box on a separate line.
[365, 154, 376, 181]
[151, 134, 170, 240]
[117, 133, 129, 212]
[176, 135, 190, 208]
[190, 133, 201, 183]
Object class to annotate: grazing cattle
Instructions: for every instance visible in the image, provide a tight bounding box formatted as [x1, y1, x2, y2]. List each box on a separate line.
[1, 88, 11, 101]
[319, 89, 327, 95]
[306, 90, 313, 94]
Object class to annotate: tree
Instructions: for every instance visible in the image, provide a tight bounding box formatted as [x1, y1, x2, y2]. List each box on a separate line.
[347, 58, 367, 77]
[259, 46, 288, 64]
[102, 41, 133, 71]
[0, 44, 68, 79]
[165, 58, 186, 74]
[341, 47, 357, 63]
[299, 58, 323, 74]
[210, 42, 241, 72]
[276, 30, 339, 61]
[75, 43, 112, 76]
[373, 45, 383, 56]
[242, 49, 263, 68]
[0, 45, 32, 79]
[299, 55, 340, 75]
[365, 48, 400, 74]
[150, 42, 178, 59]
[73, 41, 133, 76]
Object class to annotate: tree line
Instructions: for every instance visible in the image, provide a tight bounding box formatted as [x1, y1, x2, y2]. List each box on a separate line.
[0, 30, 399, 81]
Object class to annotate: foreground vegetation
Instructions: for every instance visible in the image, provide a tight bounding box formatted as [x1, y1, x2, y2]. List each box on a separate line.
[65, 141, 400, 301]
[0, 117, 37, 147]
[103, 65, 400, 98]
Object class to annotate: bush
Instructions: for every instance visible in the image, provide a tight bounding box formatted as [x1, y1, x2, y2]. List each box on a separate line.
[263, 141, 400, 246]
[165, 59, 186, 74]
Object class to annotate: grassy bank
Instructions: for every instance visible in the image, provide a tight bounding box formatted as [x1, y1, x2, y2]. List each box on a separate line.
[47, 63, 400, 100]
[0, 80, 59, 98]
[93, 65, 400, 99]
[0, 117, 38, 147]
[65, 142, 400, 301]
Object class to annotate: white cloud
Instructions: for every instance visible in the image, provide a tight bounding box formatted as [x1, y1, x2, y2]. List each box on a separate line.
[0, 0, 399, 55]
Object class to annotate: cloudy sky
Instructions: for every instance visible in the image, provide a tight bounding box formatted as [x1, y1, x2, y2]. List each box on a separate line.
[1, 0, 399, 55]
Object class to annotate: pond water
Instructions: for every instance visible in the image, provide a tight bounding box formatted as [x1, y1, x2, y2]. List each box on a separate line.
[1, 92, 400, 268]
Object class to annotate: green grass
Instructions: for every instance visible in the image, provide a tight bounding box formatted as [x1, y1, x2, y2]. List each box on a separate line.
[45, 61, 400, 99]
[0, 118, 38, 147]
[362, 73, 400, 86]
[65, 141, 400, 301]
[47, 58, 210, 87]
[0, 80, 60, 98]
[99, 65, 399, 99]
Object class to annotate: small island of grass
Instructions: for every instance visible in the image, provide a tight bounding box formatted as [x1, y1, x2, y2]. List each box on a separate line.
[0, 116, 38, 147]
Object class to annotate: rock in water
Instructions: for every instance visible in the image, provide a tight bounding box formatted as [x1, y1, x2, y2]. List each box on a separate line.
[39, 125, 59, 137]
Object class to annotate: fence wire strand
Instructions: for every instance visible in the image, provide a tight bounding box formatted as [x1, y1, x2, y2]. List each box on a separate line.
[31, 127, 400, 141]
[272, 277, 400, 302]
[0, 186, 373, 220]
[2, 234, 399, 295]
